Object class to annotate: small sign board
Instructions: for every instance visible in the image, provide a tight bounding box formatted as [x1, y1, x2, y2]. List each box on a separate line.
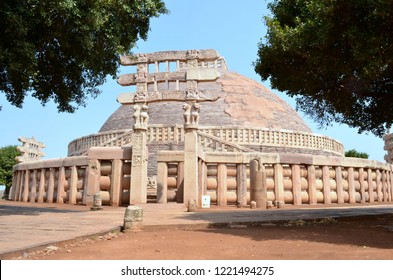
[202, 195, 211, 208]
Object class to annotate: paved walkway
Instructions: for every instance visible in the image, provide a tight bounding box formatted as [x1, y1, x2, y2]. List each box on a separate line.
[1, 200, 393, 258]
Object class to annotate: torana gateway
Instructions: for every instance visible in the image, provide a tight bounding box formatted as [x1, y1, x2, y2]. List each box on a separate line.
[10, 50, 393, 208]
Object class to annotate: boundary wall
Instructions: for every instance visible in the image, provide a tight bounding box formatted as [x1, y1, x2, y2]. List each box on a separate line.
[157, 151, 393, 208]
[11, 147, 132, 207]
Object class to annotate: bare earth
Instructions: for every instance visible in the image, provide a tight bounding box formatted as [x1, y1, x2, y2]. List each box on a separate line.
[17, 214, 393, 260]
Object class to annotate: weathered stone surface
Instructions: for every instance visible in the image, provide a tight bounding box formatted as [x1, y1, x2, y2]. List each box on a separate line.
[123, 205, 143, 230]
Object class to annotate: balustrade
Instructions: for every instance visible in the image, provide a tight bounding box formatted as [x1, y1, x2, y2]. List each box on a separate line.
[157, 151, 392, 207]
[68, 125, 345, 156]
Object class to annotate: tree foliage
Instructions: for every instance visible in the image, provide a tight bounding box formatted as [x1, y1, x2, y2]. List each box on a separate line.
[0, 0, 167, 112]
[0, 145, 19, 197]
[255, 0, 393, 137]
[345, 149, 369, 159]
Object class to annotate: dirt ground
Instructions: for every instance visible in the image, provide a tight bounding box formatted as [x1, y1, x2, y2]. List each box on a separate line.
[11, 214, 393, 260]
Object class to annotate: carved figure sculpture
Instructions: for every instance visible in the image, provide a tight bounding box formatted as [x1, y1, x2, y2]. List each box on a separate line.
[133, 105, 141, 126]
[183, 103, 191, 125]
[191, 103, 200, 125]
[141, 104, 149, 125]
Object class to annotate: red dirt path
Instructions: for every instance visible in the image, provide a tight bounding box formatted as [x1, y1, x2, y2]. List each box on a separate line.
[14, 214, 393, 260]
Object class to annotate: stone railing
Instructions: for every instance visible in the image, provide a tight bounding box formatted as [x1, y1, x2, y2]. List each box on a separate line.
[147, 125, 184, 143]
[197, 131, 254, 153]
[11, 147, 133, 207]
[68, 125, 344, 157]
[199, 126, 344, 156]
[157, 151, 393, 207]
[68, 130, 132, 156]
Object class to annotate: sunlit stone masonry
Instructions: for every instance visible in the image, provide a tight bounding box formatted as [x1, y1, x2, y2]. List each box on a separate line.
[11, 49, 393, 208]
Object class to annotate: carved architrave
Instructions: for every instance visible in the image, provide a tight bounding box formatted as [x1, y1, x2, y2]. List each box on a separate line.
[135, 72, 147, 82]
[120, 49, 221, 65]
[137, 63, 148, 74]
[136, 53, 148, 63]
[187, 59, 198, 69]
[186, 89, 200, 100]
[118, 89, 220, 104]
[133, 91, 147, 103]
[186, 50, 200, 59]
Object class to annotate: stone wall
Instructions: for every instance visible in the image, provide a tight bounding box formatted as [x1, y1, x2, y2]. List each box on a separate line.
[11, 147, 133, 207]
[157, 151, 393, 207]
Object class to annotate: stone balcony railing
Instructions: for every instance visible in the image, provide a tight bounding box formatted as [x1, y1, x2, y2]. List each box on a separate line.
[68, 125, 345, 157]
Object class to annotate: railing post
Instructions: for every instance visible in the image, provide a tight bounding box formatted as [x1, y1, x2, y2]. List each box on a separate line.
[336, 167, 344, 204]
[157, 162, 168, 203]
[322, 166, 331, 204]
[388, 171, 393, 202]
[274, 164, 284, 206]
[29, 170, 37, 202]
[14, 171, 22, 201]
[236, 163, 247, 207]
[47, 168, 55, 203]
[250, 159, 267, 209]
[382, 170, 388, 202]
[359, 168, 365, 203]
[56, 166, 65, 203]
[22, 170, 29, 202]
[376, 170, 382, 202]
[37, 169, 45, 203]
[110, 159, 123, 206]
[292, 164, 302, 205]
[176, 161, 184, 203]
[198, 159, 207, 206]
[308, 165, 317, 205]
[69, 165, 78, 205]
[348, 167, 356, 204]
[217, 163, 227, 206]
[368, 169, 374, 203]
[84, 159, 101, 206]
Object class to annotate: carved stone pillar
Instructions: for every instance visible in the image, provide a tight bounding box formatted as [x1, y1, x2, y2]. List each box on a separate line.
[130, 103, 149, 204]
[250, 159, 267, 209]
[183, 101, 200, 206]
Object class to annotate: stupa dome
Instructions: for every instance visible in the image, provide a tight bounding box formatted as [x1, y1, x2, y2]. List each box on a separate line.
[68, 49, 343, 161]
[99, 70, 311, 133]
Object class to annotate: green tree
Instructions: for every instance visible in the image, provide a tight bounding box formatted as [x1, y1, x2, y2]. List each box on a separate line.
[0, 145, 19, 199]
[255, 0, 393, 137]
[0, 0, 167, 112]
[345, 149, 369, 159]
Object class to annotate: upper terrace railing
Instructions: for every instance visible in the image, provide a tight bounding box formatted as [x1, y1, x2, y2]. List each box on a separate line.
[199, 126, 344, 155]
[68, 125, 345, 156]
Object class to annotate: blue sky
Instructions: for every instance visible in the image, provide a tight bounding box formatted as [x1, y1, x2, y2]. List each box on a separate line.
[0, 0, 386, 165]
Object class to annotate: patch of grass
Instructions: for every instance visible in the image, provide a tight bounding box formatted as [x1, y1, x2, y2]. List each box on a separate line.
[311, 217, 337, 225]
[282, 217, 338, 227]
[282, 219, 306, 227]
